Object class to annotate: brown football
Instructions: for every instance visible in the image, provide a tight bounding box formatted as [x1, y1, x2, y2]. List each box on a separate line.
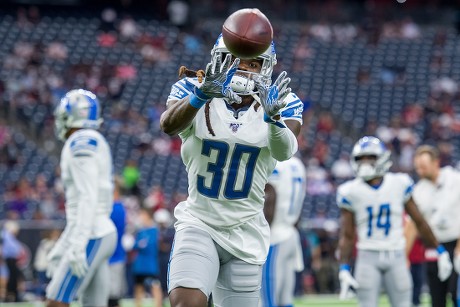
[222, 8, 273, 59]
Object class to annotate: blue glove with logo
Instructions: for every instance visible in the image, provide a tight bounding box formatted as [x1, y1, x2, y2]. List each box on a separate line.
[189, 54, 242, 108]
[255, 71, 291, 127]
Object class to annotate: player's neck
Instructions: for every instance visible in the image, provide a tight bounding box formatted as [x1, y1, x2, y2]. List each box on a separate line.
[227, 95, 254, 110]
[366, 176, 383, 188]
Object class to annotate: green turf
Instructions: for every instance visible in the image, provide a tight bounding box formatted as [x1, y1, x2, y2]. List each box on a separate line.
[0, 293, 448, 307]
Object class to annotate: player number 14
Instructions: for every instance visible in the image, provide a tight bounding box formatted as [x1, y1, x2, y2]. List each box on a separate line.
[366, 203, 391, 237]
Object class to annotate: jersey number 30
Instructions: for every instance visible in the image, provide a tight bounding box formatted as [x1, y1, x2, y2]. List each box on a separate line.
[198, 140, 261, 199]
[366, 203, 391, 237]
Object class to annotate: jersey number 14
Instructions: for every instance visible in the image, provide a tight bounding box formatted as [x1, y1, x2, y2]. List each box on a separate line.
[366, 203, 391, 237]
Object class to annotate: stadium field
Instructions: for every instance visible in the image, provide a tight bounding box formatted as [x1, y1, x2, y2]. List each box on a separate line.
[0, 294, 446, 307]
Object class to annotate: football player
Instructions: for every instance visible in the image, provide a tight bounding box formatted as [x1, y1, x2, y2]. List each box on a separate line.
[337, 136, 452, 307]
[160, 11, 304, 307]
[260, 156, 307, 307]
[46, 89, 117, 307]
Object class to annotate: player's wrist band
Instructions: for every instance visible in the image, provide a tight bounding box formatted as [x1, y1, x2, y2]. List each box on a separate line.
[437, 245, 446, 254]
[189, 94, 206, 108]
[340, 264, 351, 271]
[264, 113, 286, 128]
[189, 92, 209, 109]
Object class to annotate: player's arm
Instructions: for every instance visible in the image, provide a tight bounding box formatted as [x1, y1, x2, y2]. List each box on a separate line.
[404, 218, 417, 258]
[160, 97, 202, 136]
[161, 55, 241, 136]
[338, 208, 359, 299]
[263, 183, 276, 225]
[406, 196, 453, 281]
[259, 87, 304, 161]
[338, 209, 356, 265]
[65, 143, 100, 277]
[405, 197, 439, 248]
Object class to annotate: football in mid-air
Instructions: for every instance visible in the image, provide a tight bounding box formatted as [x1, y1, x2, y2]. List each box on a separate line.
[222, 8, 273, 59]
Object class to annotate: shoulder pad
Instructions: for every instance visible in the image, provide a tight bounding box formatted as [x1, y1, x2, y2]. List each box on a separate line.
[69, 136, 98, 157]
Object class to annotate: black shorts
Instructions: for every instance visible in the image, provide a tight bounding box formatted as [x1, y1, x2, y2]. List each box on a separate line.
[134, 274, 160, 286]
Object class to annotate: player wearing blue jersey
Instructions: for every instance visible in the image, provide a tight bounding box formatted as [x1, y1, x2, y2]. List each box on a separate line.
[337, 136, 452, 307]
[132, 208, 162, 307]
[260, 156, 307, 307]
[46, 89, 117, 307]
[160, 10, 303, 307]
[108, 180, 127, 307]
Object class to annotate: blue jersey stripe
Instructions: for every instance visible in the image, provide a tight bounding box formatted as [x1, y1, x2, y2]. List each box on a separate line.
[168, 78, 198, 100]
[404, 184, 413, 196]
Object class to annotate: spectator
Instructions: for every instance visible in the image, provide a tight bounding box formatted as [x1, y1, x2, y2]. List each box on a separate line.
[154, 208, 175, 297]
[167, 0, 190, 29]
[132, 208, 162, 307]
[33, 229, 60, 299]
[330, 153, 354, 180]
[122, 160, 140, 196]
[108, 180, 127, 307]
[1, 220, 22, 302]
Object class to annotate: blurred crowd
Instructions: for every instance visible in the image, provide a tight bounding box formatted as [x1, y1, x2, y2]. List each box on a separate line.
[1, 2, 460, 302]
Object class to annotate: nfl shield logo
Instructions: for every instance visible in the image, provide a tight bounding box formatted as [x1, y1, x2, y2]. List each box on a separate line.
[229, 123, 242, 133]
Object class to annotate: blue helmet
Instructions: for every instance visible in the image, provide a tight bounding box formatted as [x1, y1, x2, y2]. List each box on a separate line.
[350, 136, 392, 180]
[54, 89, 103, 141]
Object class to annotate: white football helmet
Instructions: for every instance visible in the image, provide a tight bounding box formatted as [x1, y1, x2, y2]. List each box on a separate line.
[210, 34, 277, 96]
[350, 136, 392, 181]
[54, 89, 103, 141]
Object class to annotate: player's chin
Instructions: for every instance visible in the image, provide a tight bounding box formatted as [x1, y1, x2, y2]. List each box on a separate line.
[236, 94, 255, 105]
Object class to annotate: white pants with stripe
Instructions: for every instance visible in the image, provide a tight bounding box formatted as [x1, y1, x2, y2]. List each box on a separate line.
[168, 226, 263, 307]
[46, 232, 117, 306]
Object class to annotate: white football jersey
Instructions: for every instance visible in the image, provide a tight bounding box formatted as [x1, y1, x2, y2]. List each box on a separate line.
[60, 129, 116, 242]
[413, 166, 460, 243]
[167, 77, 303, 264]
[337, 173, 414, 251]
[268, 157, 307, 244]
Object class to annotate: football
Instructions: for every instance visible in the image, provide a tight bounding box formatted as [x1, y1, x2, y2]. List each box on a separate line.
[222, 8, 273, 59]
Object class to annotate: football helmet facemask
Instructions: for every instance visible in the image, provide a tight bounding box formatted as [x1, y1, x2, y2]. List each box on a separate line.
[210, 34, 277, 96]
[350, 136, 392, 181]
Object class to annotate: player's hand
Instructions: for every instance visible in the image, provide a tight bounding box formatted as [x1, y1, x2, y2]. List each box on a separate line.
[454, 253, 460, 274]
[255, 71, 291, 120]
[437, 245, 453, 281]
[338, 265, 359, 300]
[196, 54, 242, 104]
[46, 245, 64, 279]
[67, 246, 88, 278]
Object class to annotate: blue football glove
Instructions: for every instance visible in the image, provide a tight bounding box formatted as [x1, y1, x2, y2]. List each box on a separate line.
[191, 53, 242, 107]
[255, 71, 291, 123]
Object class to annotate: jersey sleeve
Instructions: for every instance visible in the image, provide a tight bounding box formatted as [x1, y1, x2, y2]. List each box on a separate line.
[67, 135, 99, 246]
[336, 183, 354, 212]
[279, 92, 304, 124]
[399, 173, 415, 203]
[166, 77, 201, 138]
[166, 77, 199, 105]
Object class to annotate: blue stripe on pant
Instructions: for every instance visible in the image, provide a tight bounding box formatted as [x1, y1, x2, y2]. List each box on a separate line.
[54, 239, 100, 303]
[262, 245, 278, 307]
